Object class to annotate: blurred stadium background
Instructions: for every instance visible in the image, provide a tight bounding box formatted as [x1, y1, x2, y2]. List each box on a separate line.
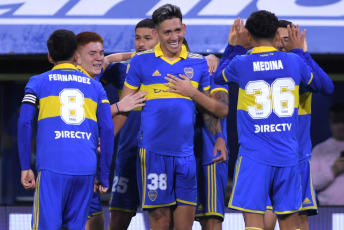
[0, 0, 343, 229]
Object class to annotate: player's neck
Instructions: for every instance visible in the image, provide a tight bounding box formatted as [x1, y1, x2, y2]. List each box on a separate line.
[161, 47, 181, 61]
[252, 39, 274, 48]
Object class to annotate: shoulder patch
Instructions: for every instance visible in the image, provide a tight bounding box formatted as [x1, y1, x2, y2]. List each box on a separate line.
[136, 48, 154, 55]
[187, 53, 203, 59]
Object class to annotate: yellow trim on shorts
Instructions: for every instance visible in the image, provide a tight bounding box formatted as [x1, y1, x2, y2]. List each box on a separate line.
[88, 211, 103, 218]
[228, 156, 265, 214]
[245, 228, 263, 230]
[176, 199, 197, 206]
[142, 201, 177, 209]
[301, 161, 318, 211]
[109, 207, 136, 213]
[33, 171, 41, 230]
[274, 207, 301, 215]
[195, 212, 224, 219]
[139, 148, 147, 208]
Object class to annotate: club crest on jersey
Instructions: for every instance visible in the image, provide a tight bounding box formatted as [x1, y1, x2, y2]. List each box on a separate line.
[148, 190, 158, 201]
[184, 67, 194, 79]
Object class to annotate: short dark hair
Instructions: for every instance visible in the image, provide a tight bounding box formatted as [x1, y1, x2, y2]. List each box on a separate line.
[76, 31, 103, 48]
[182, 38, 190, 52]
[278, 19, 292, 28]
[330, 103, 344, 124]
[136, 18, 155, 30]
[245, 10, 279, 40]
[47, 29, 77, 62]
[152, 4, 182, 26]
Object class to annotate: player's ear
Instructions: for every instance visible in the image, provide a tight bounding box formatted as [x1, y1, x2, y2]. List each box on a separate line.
[274, 30, 280, 44]
[47, 54, 54, 64]
[74, 52, 81, 66]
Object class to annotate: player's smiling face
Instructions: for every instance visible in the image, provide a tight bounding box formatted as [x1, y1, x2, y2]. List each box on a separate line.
[156, 17, 186, 59]
[134, 27, 159, 52]
[78, 41, 104, 78]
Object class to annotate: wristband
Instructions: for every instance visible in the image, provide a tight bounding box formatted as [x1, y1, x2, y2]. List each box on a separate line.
[115, 102, 120, 113]
[214, 132, 225, 140]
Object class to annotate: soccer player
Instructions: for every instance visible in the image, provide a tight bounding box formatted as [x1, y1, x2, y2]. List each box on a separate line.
[17, 29, 114, 230]
[103, 18, 159, 230]
[114, 3, 224, 229]
[76, 31, 147, 230]
[263, 20, 334, 230]
[213, 10, 321, 230]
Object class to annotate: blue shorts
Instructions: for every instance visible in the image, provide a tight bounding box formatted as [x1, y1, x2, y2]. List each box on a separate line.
[265, 159, 318, 215]
[299, 159, 318, 215]
[195, 161, 228, 221]
[137, 148, 197, 210]
[88, 192, 103, 218]
[32, 170, 94, 230]
[229, 156, 302, 215]
[109, 148, 139, 214]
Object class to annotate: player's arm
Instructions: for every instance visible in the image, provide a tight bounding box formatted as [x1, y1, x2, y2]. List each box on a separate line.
[103, 52, 133, 69]
[164, 74, 228, 119]
[113, 85, 139, 136]
[205, 54, 220, 76]
[286, 26, 334, 95]
[97, 94, 115, 193]
[110, 90, 147, 116]
[17, 93, 38, 190]
[213, 18, 248, 85]
[203, 90, 229, 163]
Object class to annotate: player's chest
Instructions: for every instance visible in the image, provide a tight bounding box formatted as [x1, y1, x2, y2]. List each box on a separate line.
[140, 60, 203, 84]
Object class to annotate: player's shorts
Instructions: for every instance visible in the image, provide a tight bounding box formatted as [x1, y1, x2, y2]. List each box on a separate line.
[195, 161, 228, 221]
[299, 159, 318, 215]
[109, 148, 140, 214]
[137, 148, 197, 210]
[229, 156, 302, 215]
[265, 159, 318, 215]
[32, 170, 94, 230]
[88, 192, 103, 218]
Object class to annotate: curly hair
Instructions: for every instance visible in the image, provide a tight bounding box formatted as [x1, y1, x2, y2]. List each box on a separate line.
[245, 10, 279, 40]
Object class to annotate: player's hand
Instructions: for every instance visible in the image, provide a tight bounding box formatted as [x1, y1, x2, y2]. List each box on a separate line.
[21, 169, 36, 190]
[302, 29, 308, 52]
[331, 156, 344, 176]
[205, 54, 220, 76]
[164, 74, 197, 98]
[236, 18, 251, 50]
[212, 137, 228, 163]
[117, 91, 147, 112]
[97, 138, 101, 153]
[97, 185, 109, 194]
[282, 24, 305, 52]
[228, 18, 240, 45]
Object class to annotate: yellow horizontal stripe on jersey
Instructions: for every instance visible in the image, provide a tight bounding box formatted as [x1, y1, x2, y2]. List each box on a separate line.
[140, 82, 199, 101]
[298, 92, 312, 115]
[237, 86, 300, 111]
[124, 81, 139, 90]
[38, 96, 98, 122]
[210, 87, 228, 96]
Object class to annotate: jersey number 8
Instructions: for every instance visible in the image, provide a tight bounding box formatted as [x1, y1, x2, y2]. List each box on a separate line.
[59, 88, 85, 125]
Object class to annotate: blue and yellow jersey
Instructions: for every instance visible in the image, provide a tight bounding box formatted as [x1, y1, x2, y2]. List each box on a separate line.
[100, 59, 141, 159]
[23, 63, 111, 175]
[291, 49, 334, 162]
[223, 46, 313, 167]
[195, 77, 229, 165]
[125, 43, 210, 156]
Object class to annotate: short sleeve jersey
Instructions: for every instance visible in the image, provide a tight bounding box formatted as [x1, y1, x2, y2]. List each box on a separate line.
[223, 46, 313, 167]
[125, 44, 210, 156]
[24, 63, 110, 175]
[195, 77, 229, 165]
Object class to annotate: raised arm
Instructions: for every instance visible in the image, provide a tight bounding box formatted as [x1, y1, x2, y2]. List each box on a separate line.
[113, 85, 139, 136]
[103, 52, 133, 69]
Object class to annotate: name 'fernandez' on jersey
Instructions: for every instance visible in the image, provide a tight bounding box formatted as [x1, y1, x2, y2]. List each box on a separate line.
[223, 47, 314, 167]
[23, 63, 111, 175]
[125, 44, 210, 156]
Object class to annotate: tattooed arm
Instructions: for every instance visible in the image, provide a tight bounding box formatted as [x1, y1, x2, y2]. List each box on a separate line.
[203, 90, 229, 163]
